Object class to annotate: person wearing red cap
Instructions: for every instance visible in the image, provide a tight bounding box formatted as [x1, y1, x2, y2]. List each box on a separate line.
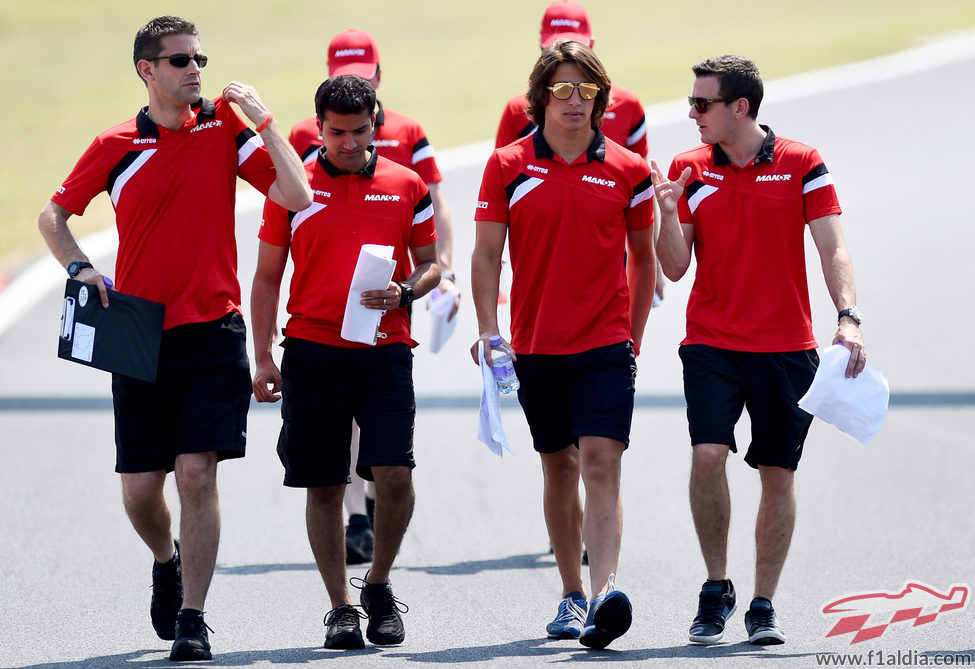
[289, 28, 460, 568]
[472, 39, 656, 649]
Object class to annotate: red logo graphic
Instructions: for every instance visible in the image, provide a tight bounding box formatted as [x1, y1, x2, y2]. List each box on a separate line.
[822, 581, 969, 644]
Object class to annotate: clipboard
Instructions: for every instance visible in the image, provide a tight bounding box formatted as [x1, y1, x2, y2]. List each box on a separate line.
[57, 279, 165, 383]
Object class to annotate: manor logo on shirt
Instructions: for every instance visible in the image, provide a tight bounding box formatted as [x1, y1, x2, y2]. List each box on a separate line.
[372, 139, 400, 147]
[582, 175, 616, 188]
[364, 194, 401, 202]
[526, 164, 549, 175]
[191, 120, 223, 133]
[756, 174, 792, 182]
[703, 170, 724, 181]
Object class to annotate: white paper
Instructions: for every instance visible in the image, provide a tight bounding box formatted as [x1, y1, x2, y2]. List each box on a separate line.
[477, 340, 514, 457]
[341, 245, 397, 345]
[798, 344, 889, 445]
[71, 322, 96, 363]
[428, 287, 458, 354]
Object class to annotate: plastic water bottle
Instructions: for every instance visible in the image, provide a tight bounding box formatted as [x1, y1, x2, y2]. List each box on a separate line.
[489, 335, 520, 394]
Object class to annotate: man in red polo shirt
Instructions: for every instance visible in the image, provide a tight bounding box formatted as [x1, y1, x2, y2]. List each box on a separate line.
[290, 29, 460, 563]
[472, 40, 655, 649]
[252, 75, 439, 650]
[652, 54, 866, 647]
[37, 15, 312, 661]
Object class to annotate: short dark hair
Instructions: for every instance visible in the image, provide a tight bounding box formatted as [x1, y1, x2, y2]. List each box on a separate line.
[692, 55, 764, 119]
[526, 39, 611, 129]
[315, 75, 377, 120]
[133, 16, 198, 76]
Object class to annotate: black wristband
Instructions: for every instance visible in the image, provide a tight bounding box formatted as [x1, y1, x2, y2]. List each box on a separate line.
[397, 282, 415, 308]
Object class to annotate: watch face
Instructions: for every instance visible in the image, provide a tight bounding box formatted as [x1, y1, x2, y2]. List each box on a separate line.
[67, 261, 80, 278]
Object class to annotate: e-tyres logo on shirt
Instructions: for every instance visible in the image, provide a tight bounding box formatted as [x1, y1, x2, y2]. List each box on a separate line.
[582, 175, 616, 188]
[364, 194, 401, 202]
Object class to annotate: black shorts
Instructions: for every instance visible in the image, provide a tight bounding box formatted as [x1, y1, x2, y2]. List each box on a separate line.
[276, 338, 416, 487]
[112, 311, 251, 474]
[679, 344, 819, 470]
[514, 341, 636, 454]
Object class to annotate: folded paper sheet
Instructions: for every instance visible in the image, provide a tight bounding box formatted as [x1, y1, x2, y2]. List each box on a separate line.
[798, 344, 889, 445]
[428, 287, 458, 354]
[477, 340, 514, 457]
[341, 245, 396, 345]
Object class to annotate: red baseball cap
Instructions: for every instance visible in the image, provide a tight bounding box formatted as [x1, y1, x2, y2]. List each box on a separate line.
[539, 1, 593, 48]
[327, 29, 380, 79]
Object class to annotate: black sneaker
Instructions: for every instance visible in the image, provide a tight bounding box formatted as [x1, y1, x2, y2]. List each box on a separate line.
[151, 539, 183, 641]
[355, 578, 409, 645]
[688, 579, 737, 644]
[346, 514, 374, 565]
[169, 609, 213, 661]
[323, 604, 366, 650]
[745, 597, 786, 645]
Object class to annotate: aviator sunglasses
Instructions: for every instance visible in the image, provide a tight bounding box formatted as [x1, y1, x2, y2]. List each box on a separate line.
[147, 53, 208, 68]
[548, 81, 600, 100]
[688, 96, 728, 113]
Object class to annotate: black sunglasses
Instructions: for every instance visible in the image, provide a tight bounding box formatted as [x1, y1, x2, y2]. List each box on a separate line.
[147, 53, 208, 68]
[688, 96, 728, 113]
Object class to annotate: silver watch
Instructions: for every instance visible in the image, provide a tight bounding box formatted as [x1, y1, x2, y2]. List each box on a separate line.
[838, 305, 863, 326]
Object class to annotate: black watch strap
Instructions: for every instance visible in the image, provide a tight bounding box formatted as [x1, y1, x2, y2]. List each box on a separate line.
[397, 282, 415, 308]
[67, 261, 93, 278]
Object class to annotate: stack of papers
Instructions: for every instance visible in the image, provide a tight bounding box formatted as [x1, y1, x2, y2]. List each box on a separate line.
[341, 245, 397, 345]
[428, 287, 458, 353]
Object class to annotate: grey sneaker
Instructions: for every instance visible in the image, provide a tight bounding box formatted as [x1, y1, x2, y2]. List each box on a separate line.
[150, 539, 182, 641]
[689, 579, 737, 644]
[355, 578, 409, 645]
[745, 597, 786, 645]
[546, 592, 588, 639]
[323, 604, 366, 650]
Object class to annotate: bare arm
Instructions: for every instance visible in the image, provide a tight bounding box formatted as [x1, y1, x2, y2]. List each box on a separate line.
[428, 181, 461, 320]
[222, 81, 313, 212]
[250, 240, 289, 403]
[809, 214, 865, 378]
[626, 223, 656, 356]
[469, 220, 508, 365]
[37, 201, 110, 307]
[650, 160, 695, 281]
[359, 242, 440, 309]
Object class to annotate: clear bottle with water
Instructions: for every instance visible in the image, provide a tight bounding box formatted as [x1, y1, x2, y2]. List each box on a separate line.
[489, 335, 520, 394]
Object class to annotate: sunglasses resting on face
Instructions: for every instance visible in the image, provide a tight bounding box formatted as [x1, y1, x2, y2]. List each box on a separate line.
[688, 96, 728, 113]
[548, 81, 600, 100]
[147, 53, 208, 68]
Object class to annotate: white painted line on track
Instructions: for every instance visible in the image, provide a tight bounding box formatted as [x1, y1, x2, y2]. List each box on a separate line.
[3, 28, 973, 339]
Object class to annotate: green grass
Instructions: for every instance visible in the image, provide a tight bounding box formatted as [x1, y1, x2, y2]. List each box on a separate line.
[2, 0, 973, 272]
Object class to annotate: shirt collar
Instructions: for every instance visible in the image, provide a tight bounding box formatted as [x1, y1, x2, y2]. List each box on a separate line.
[135, 97, 216, 138]
[533, 128, 606, 163]
[317, 145, 378, 178]
[713, 124, 776, 166]
[374, 100, 385, 129]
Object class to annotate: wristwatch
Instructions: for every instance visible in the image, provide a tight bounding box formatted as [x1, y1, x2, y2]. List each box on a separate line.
[67, 261, 93, 278]
[397, 282, 415, 308]
[838, 305, 863, 326]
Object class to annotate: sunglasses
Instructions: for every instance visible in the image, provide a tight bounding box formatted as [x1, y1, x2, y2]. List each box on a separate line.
[147, 53, 208, 68]
[688, 96, 728, 113]
[547, 81, 600, 100]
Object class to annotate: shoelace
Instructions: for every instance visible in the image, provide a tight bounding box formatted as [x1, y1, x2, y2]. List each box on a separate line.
[349, 577, 410, 615]
[325, 604, 367, 625]
[694, 593, 730, 623]
[177, 615, 215, 635]
[748, 606, 777, 630]
[554, 597, 586, 623]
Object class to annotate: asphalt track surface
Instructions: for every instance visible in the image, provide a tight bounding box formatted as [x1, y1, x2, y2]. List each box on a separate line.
[2, 34, 974, 668]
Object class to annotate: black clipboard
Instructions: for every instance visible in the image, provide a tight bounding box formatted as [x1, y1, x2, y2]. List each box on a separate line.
[58, 279, 165, 383]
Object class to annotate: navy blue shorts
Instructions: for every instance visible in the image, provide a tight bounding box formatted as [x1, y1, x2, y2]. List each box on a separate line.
[514, 341, 636, 454]
[679, 344, 819, 470]
[112, 312, 251, 474]
[276, 339, 415, 487]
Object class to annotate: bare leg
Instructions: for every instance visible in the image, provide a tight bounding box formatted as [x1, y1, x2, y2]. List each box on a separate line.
[689, 444, 732, 580]
[539, 448, 586, 599]
[121, 470, 175, 563]
[366, 466, 414, 584]
[307, 484, 351, 608]
[578, 436, 625, 596]
[173, 451, 219, 611]
[754, 466, 796, 600]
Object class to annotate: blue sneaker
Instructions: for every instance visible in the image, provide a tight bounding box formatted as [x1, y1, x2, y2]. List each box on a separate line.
[745, 597, 786, 645]
[579, 575, 632, 649]
[546, 591, 588, 639]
